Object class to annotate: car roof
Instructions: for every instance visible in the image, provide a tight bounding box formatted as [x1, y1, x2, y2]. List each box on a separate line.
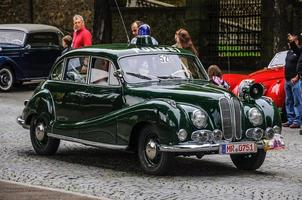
[63, 43, 194, 59]
[0, 24, 63, 34]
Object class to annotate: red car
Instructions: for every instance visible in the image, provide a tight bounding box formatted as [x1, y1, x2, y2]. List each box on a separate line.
[223, 51, 287, 118]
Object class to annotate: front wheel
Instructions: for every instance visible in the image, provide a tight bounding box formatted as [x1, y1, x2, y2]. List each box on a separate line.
[138, 126, 173, 175]
[230, 149, 266, 170]
[0, 67, 14, 91]
[30, 116, 60, 155]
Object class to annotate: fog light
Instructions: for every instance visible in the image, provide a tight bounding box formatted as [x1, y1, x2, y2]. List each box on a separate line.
[273, 125, 281, 135]
[265, 127, 275, 139]
[246, 128, 264, 141]
[177, 129, 187, 142]
[213, 129, 223, 141]
[191, 130, 210, 143]
[253, 128, 264, 140]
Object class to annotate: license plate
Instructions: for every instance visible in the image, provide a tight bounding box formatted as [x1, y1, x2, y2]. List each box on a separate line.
[220, 142, 257, 154]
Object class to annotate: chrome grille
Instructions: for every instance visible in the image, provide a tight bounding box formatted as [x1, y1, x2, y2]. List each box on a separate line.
[233, 98, 242, 139]
[219, 97, 242, 140]
[219, 98, 232, 140]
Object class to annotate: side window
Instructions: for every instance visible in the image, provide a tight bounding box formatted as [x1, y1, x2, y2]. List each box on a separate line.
[27, 32, 59, 47]
[51, 61, 64, 80]
[89, 58, 119, 86]
[64, 56, 89, 83]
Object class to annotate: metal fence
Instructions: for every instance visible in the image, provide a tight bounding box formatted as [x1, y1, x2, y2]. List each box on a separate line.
[205, 0, 262, 70]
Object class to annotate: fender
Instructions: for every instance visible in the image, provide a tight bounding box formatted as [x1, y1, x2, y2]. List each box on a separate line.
[264, 79, 285, 109]
[255, 97, 282, 127]
[23, 88, 55, 133]
[0, 56, 25, 80]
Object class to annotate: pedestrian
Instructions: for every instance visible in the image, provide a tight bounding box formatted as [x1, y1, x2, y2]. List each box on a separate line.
[282, 33, 302, 129]
[173, 28, 198, 56]
[61, 35, 72, 55]
[130, 23, 158, 46]
[72, 14, 92, 49]
[131, 20, 143, 38]
[207, 65, 230, 90]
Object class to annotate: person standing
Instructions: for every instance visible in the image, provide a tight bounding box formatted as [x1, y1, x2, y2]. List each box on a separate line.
[72, 14, 92, 49]
[207, 65, 230, 90]
[282, 34, 302, 128]
[173, 28, 198, 57]
[61, 35, 72, 55]
[130, 20, 143, 38]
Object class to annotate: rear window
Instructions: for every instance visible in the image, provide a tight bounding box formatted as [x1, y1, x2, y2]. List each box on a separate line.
[27, 32, 60, 47]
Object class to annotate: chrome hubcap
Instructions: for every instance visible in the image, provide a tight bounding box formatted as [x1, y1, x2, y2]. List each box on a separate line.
[145, 139, 158, 160]
[35, 123, 45, 141]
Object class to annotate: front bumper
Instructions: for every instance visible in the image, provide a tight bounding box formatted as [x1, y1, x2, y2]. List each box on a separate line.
[159, 136, 285, 153]
[16, 116, 29, 129]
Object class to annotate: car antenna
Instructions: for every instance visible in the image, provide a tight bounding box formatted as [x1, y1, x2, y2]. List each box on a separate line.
[114, 0, 130, 44]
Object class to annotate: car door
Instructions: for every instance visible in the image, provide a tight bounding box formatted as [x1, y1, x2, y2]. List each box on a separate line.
[46, 56, 90, 138]
[79, 57, 124, 144]
[23, 32, 61, 78]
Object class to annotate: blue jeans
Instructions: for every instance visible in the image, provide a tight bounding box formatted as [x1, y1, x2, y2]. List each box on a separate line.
[285, 80, 302, 125]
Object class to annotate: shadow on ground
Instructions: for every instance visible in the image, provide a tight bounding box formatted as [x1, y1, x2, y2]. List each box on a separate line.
[22, 146, 273, 177]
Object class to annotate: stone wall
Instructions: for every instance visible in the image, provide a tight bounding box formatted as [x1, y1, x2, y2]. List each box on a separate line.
[0, 0, 94, 35]
[111, 7, 186, 45]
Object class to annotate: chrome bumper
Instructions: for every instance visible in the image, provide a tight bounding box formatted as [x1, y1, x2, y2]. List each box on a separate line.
[159, 141, 264, 153]
[16, 116, 29, 129]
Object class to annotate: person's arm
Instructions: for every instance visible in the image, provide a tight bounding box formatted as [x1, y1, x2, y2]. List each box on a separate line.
[83, 31, 92, 47]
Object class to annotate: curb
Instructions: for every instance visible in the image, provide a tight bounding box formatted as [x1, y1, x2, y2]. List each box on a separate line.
[0, 179, 110, 200]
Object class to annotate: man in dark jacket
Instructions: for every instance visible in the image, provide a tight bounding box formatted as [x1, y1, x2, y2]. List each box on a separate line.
[282, 34, 302, 128]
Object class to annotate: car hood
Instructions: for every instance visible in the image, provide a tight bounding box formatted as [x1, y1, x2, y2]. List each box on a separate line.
[247, 66, 284, 82]
[125, 80, 234, 108]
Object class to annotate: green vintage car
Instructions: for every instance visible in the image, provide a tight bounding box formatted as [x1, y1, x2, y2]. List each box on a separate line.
[17, 40, 285, 175]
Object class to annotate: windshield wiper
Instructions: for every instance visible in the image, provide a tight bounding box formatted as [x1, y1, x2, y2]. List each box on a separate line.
[157, 75, 183, 80]
[126, 72, 153, 80]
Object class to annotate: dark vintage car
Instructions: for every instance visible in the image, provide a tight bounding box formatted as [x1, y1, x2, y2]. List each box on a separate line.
[0, 24, 63, 91]
[17, 38, 285, 175]
[223, 51, 287, 118]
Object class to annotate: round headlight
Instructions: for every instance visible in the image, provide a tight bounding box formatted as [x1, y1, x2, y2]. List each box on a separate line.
[177, 129, 187, 142]
[213, 129, 223, 141]
[248, 107, 263, 126]
[191, 109, 207, 128]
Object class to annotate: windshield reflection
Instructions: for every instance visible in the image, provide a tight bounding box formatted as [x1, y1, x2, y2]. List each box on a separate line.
[119, 54, 207, 83]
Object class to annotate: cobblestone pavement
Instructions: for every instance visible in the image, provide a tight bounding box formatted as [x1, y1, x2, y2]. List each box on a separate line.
[0, 84, 302, 200]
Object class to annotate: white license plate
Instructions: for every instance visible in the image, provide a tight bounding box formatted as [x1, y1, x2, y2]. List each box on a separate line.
[220, 142, 257, 154]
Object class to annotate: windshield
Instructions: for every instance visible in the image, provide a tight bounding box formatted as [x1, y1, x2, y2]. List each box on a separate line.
[0, 30, 26, 46]
[119, 54, 208, 83]
[268, 50, 287, 68]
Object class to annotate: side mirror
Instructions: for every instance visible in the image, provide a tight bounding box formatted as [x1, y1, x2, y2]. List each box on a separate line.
[113, 69, 124, 78]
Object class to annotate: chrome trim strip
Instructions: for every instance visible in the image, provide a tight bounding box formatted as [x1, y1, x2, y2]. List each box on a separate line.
[159, 141, 264, 153]
[47, 133, 127, 150]
[16, 116, 30, 129]
[159, 143, 220, 152]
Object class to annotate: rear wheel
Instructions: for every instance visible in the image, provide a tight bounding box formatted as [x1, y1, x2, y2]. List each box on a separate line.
[0, 67, 14, 91]
[230, 149, 266, 170]
[138, 126, 173, 175]
[30, 116, 60, 155]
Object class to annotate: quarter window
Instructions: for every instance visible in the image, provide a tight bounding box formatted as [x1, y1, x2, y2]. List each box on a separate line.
[65, 57, 89, 83]
[51, 61, 64, 80]
[89, 57, 119, 86]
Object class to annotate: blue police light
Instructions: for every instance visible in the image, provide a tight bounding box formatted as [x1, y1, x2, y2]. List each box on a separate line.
[130, 24, 158, 46]
[138, 24, 151, 36]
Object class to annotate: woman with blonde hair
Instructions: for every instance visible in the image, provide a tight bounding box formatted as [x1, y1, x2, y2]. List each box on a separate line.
[207, 65, 230, 89]
[174, 28, 198, 56]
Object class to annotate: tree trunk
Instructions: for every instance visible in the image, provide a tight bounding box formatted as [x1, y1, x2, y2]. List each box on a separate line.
[93, 0, 112, 44]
